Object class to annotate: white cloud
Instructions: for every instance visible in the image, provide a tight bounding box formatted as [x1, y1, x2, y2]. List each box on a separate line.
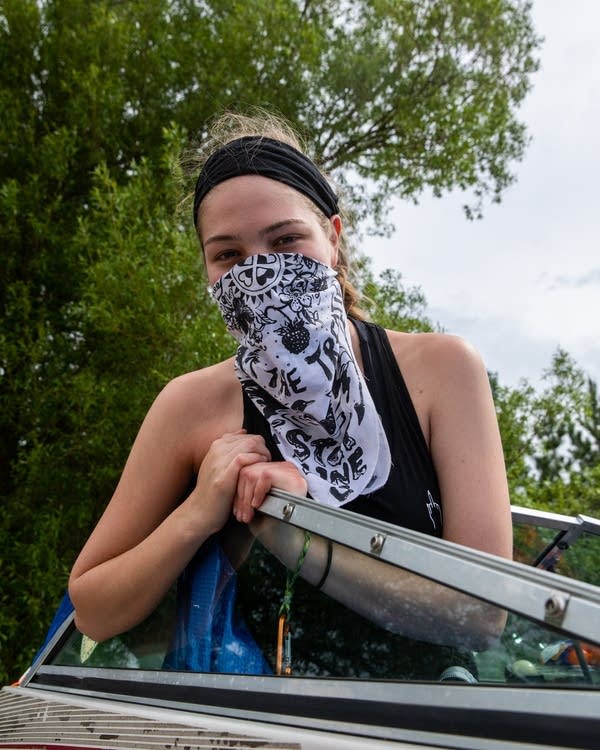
[544, 269, 600, 290]
[428, 307, 559, 386]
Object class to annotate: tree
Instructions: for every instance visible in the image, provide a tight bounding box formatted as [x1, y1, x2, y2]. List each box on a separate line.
[0, 0, 541, 683]
[0, 129, 235, 681]
[303, 0, 541, 224]
[489, 372, 536, 497]
[492, 350, 600, 518]
[569, 376, 600, 473]
[356, 258, 436, 333]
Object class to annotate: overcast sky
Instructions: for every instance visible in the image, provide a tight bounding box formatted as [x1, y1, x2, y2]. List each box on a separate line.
[368, 1, 599, 389]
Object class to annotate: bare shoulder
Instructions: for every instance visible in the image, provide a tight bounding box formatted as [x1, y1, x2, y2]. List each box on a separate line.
[385, 330, 487, 387]
[156, 356, 239, 419]
[143, 356, 242, 467]
[383, 330, 490, 443]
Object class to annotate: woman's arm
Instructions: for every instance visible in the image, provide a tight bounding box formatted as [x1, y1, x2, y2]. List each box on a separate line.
[395, 332, 513, 559]
[249, 516, 505, 652]
[68, 367, 269, 642]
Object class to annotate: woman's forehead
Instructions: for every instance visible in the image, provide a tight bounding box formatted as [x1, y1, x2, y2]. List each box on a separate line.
[198, 176, 316, 231]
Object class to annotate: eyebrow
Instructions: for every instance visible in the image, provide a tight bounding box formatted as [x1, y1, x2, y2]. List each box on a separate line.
[203, 219, 309, 248]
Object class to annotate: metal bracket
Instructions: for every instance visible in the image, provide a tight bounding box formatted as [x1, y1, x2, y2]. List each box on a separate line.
[370, 533, 386, 555]
[282, 503, 295, 521]
[544, 590, 570, 627]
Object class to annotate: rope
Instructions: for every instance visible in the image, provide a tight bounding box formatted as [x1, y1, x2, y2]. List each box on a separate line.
[276, 531, 311, 674]
[278, 530, 312, 620]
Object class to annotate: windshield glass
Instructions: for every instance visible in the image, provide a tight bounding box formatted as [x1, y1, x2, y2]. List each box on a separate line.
[49, 518, 600, 688]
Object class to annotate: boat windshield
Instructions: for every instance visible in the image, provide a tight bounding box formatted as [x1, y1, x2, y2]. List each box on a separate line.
[42, 499, 600, 688]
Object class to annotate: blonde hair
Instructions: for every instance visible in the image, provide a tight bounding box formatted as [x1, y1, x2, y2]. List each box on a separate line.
[187, 110, 367, 320]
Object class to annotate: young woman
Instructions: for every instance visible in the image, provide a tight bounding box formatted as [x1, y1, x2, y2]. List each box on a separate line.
[69, 113, 512, 671]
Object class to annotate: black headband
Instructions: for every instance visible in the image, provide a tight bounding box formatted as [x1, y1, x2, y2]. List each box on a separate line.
[193, 136, 339, 229]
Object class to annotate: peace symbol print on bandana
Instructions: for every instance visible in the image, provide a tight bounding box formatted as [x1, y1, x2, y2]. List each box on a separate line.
[211, 253, 391, 506]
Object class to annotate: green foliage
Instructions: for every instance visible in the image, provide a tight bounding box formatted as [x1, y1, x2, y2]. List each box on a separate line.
[492, 351, 600, 518]
[306, 0, 541, 224]
[354, 256, 436, 332]
[0, 129, 233, 682]
[569, 376, 600, 472]
[490, 374, 535, 494]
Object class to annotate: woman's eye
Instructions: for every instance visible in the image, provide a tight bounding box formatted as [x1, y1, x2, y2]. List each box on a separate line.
[275, 234, 300, 247]
[215, 250, 239, 261]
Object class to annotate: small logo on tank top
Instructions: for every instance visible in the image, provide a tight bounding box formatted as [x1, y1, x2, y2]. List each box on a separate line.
[426, 490, 442, 531]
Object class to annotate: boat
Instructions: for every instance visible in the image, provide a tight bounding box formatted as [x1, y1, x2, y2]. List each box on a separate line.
[1, 492, 599, 749]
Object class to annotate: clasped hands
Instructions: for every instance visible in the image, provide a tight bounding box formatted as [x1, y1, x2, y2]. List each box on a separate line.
[195, 429, 307, 532]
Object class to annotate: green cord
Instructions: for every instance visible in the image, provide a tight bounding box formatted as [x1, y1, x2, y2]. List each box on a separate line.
[279, 531, 311, 620]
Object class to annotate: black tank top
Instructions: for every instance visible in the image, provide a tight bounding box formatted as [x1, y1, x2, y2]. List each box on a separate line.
[242, 318, 443, 536]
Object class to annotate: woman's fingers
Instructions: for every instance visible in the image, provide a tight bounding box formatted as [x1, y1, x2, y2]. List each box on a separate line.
[219, 430, 271, 461]
[233, 461, 308, 524]
[232, 464, 267, 524]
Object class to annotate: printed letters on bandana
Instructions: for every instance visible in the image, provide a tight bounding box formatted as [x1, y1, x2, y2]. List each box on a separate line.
[211, 253, 391, 506]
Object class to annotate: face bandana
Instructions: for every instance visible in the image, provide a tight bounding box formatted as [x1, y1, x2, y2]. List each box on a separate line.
[211, 252, 391, 506]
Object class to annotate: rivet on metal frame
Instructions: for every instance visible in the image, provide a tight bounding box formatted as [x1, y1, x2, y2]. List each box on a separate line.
[282, 503, 295, 521]
[544, 590, 570, 626]
[370, 533, 386, 554]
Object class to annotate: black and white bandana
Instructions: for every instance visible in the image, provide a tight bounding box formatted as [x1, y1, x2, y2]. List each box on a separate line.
[211, 253, 391, 506]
